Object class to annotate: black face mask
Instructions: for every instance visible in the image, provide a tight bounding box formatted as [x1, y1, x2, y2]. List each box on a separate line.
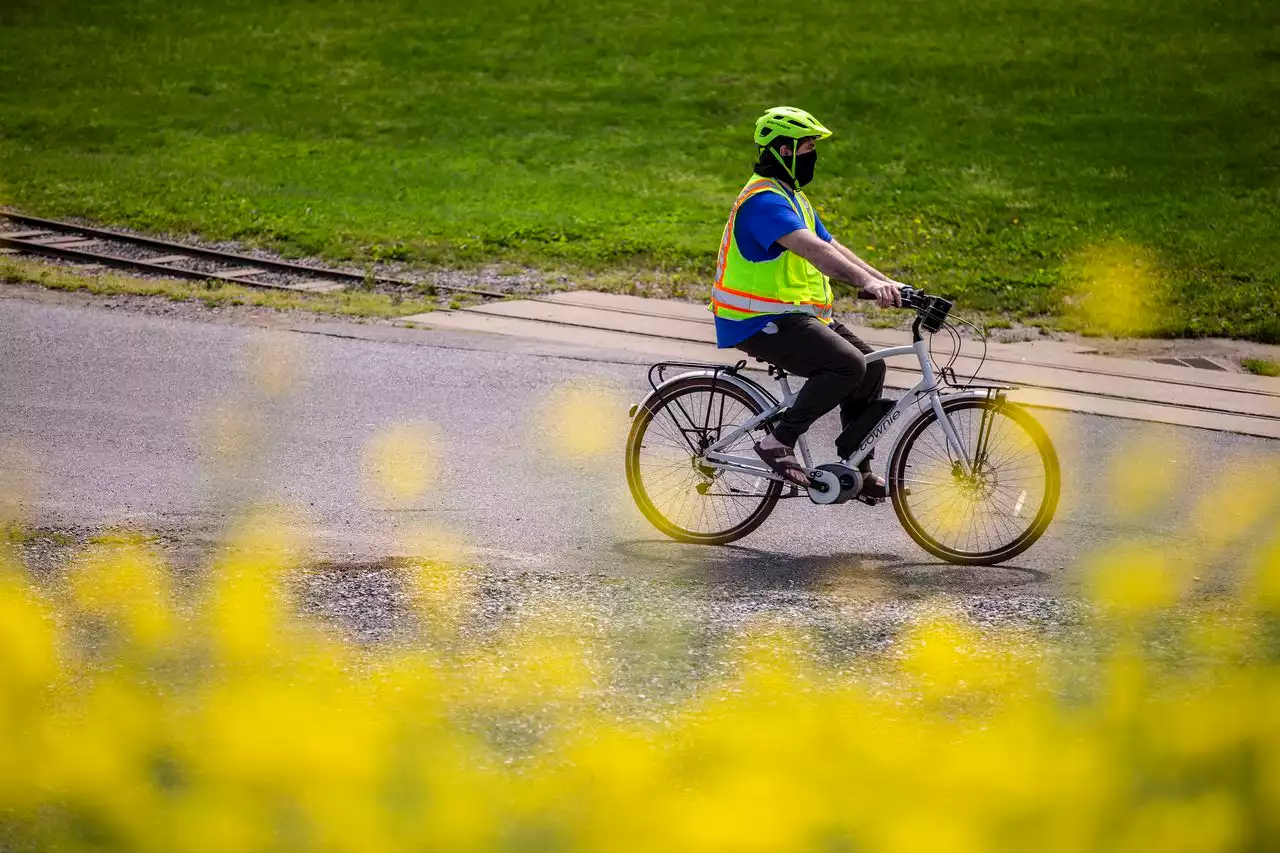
[792, 149, 817, 188]
[755, 146, 818, 188]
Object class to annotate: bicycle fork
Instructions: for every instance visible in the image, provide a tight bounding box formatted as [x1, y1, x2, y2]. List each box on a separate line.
[929, 391, 973, 477]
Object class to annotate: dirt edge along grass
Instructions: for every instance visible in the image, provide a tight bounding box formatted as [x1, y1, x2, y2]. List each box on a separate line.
[0, 257, 438, 319]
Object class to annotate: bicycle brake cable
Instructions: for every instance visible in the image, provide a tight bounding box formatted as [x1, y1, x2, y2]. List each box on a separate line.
[950, 313, 990, 388]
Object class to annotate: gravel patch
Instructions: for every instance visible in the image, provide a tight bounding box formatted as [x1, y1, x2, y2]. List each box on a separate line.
[89, 242, 171, 262]
[9, 526, 1095, 697]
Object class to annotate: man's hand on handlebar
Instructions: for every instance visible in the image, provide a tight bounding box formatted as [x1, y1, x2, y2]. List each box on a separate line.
[861, 280, 903, 309]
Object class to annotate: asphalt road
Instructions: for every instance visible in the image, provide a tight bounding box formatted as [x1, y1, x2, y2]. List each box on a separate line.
[3, 290, 1278, 649]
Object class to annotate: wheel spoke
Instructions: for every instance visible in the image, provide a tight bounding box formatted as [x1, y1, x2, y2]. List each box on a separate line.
[894, 401, 1057, 561]
[628, 381, 781, 542]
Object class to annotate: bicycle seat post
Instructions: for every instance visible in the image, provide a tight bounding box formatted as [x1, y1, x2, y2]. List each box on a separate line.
[775, 370, 797, 406]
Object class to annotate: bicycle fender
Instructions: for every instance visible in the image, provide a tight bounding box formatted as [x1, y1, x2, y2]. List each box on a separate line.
[903, 390, 1012, 423]
[887, 390, 1015, 460]
[628, 370, 778, 420]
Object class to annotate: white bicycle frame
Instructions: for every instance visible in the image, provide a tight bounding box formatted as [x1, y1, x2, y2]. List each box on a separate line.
[699, 337, 974, 482]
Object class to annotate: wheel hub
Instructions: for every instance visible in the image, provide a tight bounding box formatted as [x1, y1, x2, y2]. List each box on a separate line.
[952, 462, 998, 496]
[691, 455, 718, 480]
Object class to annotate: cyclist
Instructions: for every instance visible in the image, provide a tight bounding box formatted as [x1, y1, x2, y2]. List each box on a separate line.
[711, 106, 905, 493]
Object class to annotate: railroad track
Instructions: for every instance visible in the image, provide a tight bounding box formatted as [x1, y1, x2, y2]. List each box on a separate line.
[0, 211, 509, 300]
[5, 211, 1276, 428]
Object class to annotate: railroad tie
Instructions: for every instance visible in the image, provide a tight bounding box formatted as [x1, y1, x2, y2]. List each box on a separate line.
[40, 239, 99, 249]
[288, 280, 347, 293]
[31, 235, 97, 246]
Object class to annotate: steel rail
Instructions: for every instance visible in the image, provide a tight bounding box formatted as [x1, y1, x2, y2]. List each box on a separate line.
[0, 236, 308, 289]
[4, 212, 1275, 410]
[0, 212, 510, 299]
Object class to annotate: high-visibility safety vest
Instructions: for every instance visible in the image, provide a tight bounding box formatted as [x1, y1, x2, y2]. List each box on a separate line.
[710, 176, 834, 324]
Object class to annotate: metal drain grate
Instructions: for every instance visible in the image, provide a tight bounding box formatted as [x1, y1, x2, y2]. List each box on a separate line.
[1151, 356, 1228, 371]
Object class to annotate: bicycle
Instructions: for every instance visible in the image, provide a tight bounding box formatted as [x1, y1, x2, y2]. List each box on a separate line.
[624, 287, 1060, 566]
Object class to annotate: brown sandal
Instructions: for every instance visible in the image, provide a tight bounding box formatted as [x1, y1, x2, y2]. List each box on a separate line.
[753, 441, 812, 487]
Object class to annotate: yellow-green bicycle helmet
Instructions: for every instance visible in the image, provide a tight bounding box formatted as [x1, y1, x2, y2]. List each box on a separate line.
[753, 106, 833, 146]
[753, 106, 832, 185]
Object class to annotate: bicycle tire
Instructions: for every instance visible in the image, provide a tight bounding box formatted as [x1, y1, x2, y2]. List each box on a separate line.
[888, 397, 1059, 565]
[626, 375, 782, 545]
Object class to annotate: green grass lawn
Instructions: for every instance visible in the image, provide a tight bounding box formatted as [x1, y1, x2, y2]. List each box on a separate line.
[1, 0, 1277, 339]
[1243, 357, 1280, 376]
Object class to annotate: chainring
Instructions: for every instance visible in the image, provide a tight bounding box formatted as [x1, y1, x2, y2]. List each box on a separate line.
[808, 464, 863, 505]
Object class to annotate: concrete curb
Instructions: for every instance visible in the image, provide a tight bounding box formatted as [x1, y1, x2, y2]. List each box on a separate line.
[400, 292, 1280, 440]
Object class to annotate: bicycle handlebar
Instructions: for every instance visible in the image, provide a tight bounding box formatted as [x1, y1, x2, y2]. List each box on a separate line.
[856, 284, 924, 304]
[897, 285, 927, 309]
[856, 284, 952, 333]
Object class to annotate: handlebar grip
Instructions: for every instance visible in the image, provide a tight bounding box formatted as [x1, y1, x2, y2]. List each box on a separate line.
[858, 284, 931, 311]
[899, 286, 928, 309]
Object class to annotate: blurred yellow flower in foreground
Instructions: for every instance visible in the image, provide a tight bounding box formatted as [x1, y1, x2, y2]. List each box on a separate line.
[246, 332, 300, 398]
[362, 423, 439, 502]
[68, 534, 173, 650]
[0, 571, 56, 693]
[1249, 522, 1280, 609]
[1108, 430, 1186, 521]
[533, 379, 629, 459]
[1064, 241, 1166, 337]
[2, 483, 1280, 851]
[209, 511, 303, 661]
[1088, 541, 1179, 615]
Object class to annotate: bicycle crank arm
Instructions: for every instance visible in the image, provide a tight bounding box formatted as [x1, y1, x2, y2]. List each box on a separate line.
[700, 450, 776, 476]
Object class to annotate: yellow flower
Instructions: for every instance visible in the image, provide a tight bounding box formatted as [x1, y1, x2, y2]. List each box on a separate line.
[362, 423, 439, 503]
[531, 379, 628, 459]
[1088, 542, 1179, 615]
[68, 535, 173, 649]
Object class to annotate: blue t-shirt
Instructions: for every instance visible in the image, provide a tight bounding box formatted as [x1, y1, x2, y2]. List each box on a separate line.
[714, 185, 833, 348]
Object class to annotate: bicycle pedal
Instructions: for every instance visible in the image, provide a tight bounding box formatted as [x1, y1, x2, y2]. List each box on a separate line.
[854, 494, 883, 506]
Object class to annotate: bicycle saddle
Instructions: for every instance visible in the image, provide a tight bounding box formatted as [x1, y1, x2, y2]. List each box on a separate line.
[754, 359, 787, 377]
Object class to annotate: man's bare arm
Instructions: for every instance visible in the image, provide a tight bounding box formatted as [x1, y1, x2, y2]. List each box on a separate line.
[829, 238, 901, 285]
[776, 229, 902, 308]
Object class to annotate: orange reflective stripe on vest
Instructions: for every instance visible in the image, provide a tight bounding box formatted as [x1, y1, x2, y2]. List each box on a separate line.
[712, 180, 775, 292]
[711, 281, 833, 319]
[710, 175, 834, 323]
[711, 287, 833, 320]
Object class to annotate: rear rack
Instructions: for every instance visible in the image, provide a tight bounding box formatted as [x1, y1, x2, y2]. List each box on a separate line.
[647, 360, 747, 393]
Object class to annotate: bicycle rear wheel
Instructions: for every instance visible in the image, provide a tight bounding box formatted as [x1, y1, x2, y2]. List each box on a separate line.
[626, 376, 782, 545]
[888, 397, 1059, 565]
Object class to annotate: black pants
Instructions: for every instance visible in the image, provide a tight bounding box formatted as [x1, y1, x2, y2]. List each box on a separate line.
[736, 314, 886, 463]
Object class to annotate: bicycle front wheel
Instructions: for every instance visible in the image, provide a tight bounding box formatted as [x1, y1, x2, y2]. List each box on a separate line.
[625, 376, 782, 545]
[888, 397, 1059, 566]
